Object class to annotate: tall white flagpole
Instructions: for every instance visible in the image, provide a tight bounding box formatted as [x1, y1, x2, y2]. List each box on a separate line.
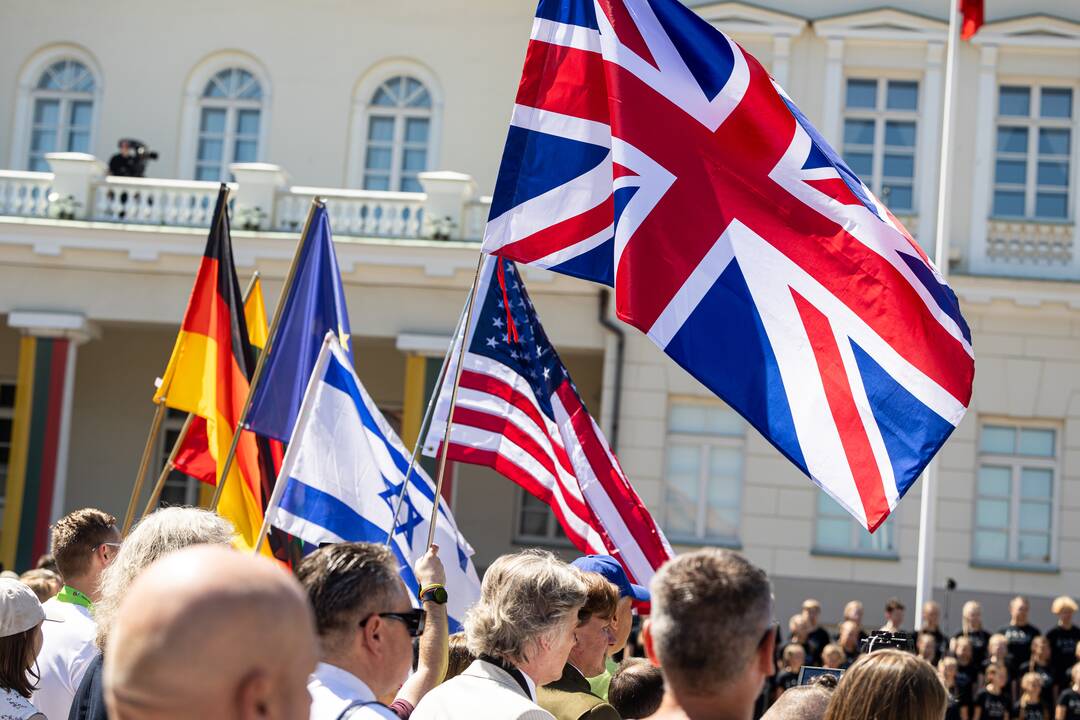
[915, 0, 961, 630]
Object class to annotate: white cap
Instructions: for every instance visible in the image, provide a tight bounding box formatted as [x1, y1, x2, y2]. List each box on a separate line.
[0, 578, 46, 637]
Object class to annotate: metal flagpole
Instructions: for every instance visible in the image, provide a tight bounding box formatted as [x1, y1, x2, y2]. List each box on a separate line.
[385, 297, 470, 546]
[210, 199, 323, 511]
[425, 253, 486, 549]
[121, 400, 166, 535]
[139, 272, 262, 520]
[915, 0, 961, 627]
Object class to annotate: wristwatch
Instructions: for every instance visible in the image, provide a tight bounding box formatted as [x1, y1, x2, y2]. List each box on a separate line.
[419, 584, 448, 605]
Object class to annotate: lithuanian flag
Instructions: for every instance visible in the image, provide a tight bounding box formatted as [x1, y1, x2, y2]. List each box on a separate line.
[154, 186, 269, 553]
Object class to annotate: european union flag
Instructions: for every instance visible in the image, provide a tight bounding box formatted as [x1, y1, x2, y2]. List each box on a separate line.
[246, 204, 353, 442]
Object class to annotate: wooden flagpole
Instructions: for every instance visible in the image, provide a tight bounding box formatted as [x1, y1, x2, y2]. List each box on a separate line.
[121, 400, 166, 535]
[210, 198, 322, 511]
[425, 253, 486, 548]
[385, 299, 470, 546]
[139, 271, 262, 519]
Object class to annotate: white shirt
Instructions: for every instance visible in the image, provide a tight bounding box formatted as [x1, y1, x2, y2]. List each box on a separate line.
[31, 597, 98, 720]
[0, 688, 45, 720]
[308, 662, 398, 720]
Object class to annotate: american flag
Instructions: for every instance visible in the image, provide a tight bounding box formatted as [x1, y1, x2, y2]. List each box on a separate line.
[425, 255, 672, 584]
[479, 0, 975, 532]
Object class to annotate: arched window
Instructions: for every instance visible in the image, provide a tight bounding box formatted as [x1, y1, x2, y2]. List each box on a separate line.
[194, 68, 263, 181]
[27, 60, 96, 171]
[363, 76, 432, 192]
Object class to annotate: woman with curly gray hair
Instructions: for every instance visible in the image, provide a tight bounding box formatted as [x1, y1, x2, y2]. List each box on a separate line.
[413, 549, 587, 720]
[67, 507, 235, 720]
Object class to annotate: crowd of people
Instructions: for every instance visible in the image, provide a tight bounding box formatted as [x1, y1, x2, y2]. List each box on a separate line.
[1, 506, 1078, 720]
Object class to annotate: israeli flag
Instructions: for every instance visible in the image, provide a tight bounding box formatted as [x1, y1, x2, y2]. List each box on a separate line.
[266, 332, 481, 631]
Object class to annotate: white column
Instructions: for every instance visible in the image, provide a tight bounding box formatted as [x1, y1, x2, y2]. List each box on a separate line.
[821, 39, 845, 148]
[917, 42, 945, 250]
[229, 162, 289, 230]
[417, 171, 477, 240]
[968, 45, 999, 275]
[44, 153, 106, 220]
[771, 35, 792, 89]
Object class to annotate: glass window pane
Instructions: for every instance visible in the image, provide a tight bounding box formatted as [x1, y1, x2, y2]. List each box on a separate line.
[856, 522, 894, 553]
[365, 147, 392, 171]
[669, 404, 742, 436]
[887, 81, 918, 111]
[997, 127, 1029, 153]
[402, 148, 427, 171]
[371, 86, 396, 106]
[67, 130, 89, 153]
[885, 121, 916, 147]
[197, 138, 223, 162]
[705, 506, 739, 539]
[235, 109, 260, 136]
[1020, 467, 1053, 499]
[976, 499, 1010, 529]
[665, 447, 701, 537]
[1040, 129, 1071, 155]
[1035, 193, 1068, 219]
[408, 88, 432, 108]
[400, 175, 423, 193]
[33, 99, 59, 126]
[882, 184, 913, 210]
[363, 174, 390, 191]
[844, 119, 875, 146]
[1019, 501, 1051, 531]
[999, 86, 1031, 117]
[1018, 533, 1050, 563]
[844, 152, 872, 177]
[195, 165, 220, 181]
[817, 518, 852, 549]
[200, 108, 226, 134]
[233, 139, 257, 162]
[708, 447, 741, 497]
[995, 159, 1027, 185]
[1018, 428, 1055, 457]
[817, 492, 849, 519]
[368, 116, 395, 142]
[1037, 161, 1069, 187]
[69, 101, 92, 128]
[982, 425, 1016, 454]
[993, 191, 1026, 217]
[31, 129, 56, 153]
[519, 510, 548, 537]
[883, 154, 914, 178]
[974, 531, 1009, 560]
[1040, 88, 1072, 119]
[405, 118, 429, 143]
[977, 465, 1012, 496]
[845, 79, 877, 109]
[37, 65, 62, 90]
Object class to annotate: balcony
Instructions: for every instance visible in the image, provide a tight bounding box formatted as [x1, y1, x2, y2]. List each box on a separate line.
[0, 153, 491, 242]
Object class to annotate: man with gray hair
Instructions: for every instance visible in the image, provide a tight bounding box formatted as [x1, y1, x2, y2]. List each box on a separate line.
[642, 549, 775, 720]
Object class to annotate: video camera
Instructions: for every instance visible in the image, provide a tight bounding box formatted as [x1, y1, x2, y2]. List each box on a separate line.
[109, 138, 159, 178]
[860, 630, 914, 654]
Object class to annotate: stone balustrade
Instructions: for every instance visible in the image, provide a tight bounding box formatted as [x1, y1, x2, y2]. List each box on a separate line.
[0, 170, 53, 218]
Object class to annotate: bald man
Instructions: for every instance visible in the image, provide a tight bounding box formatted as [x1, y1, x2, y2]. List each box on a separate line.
[104, 545, 318, 720]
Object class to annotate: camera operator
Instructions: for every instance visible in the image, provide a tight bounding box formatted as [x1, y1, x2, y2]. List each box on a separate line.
[108, 139, 158, 178]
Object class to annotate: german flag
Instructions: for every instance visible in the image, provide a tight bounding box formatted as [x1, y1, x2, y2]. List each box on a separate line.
[153, 186, 269, 553]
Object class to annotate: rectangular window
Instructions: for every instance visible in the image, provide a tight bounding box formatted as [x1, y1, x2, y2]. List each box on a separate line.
[0, 381, 16, 522]
[974, 422, 1058, 567]
[157, 409, 201, 508]
[662, 400, 744, 544]
[993, 85, 1073, 220]
[514, 488, 570, 544]
[814, 493, 896, 557]
[842, 78, 919, 213]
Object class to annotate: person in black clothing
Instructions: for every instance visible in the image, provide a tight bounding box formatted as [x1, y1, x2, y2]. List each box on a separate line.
[801, 599, 830, 666]
[772, 644, 805, 703]
[1057, 664, 1080, 720]
[1015, 672, 1051, 720]
[955, 601, 992, 668]
[955, 636, 982, 689]
[922, 601, 946, 664]
[974, 664, 1010, 720]
[1000, 596, 1041, 684]
[1047, 596, 1080, 691]
[939, 657, 971, 720]
[779, 613, 810, 666]
[837, 621, 861, 668]
[1021, 637, 1057, 710]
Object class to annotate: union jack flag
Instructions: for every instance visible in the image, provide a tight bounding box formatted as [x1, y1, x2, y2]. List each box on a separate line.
[481, 0, 975, 531]
[425, 256, 673, 585]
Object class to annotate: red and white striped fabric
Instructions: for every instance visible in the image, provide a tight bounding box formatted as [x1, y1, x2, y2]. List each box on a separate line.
[425, 255, 672, 585]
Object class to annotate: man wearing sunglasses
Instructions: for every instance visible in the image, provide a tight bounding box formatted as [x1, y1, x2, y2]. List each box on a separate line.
[299, 541, 445, 720]
[34, 508, 121, 720]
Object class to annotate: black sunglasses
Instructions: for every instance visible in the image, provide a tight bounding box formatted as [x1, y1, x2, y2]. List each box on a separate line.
[361, 609, 427, 638]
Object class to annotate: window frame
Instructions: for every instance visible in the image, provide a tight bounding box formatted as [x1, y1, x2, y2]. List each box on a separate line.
[347, 60, 443, 190]
[992, 81, 1075, 222]
[27, 61, 96, 171]
[842, 75, 921, 213]
[194, 69, 264, 182]
[362, 77, 433, 192]
[512, 486, 574, 547]
[156, 408, 201, 508]
[661, 398, 745, 546]
[972, 418, 1061, 570]
[812, 491, 899, 560]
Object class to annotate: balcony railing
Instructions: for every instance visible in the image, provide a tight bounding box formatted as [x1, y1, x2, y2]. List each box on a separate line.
[984, 219, 1074, 268]
[0, 153, 489, 243]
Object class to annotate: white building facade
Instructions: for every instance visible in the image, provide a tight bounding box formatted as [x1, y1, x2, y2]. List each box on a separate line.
[1, 0, 1079, 632]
